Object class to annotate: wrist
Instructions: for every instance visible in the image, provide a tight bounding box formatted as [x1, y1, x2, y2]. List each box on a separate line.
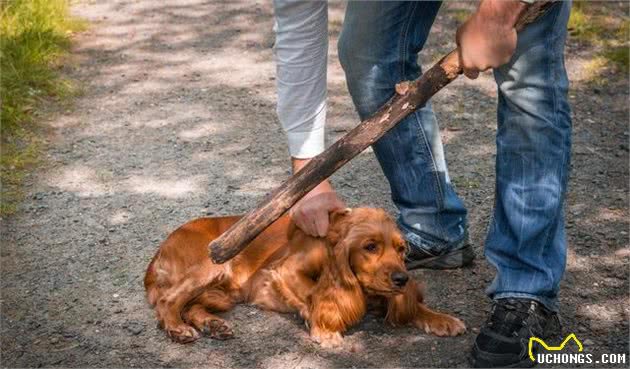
[291, 157, 335, 197]
[291, 157, 312, 173]
[477, 0, 527, 28]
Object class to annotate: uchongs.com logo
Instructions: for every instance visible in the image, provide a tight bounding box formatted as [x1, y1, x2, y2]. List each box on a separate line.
[529, 333, 627, 365]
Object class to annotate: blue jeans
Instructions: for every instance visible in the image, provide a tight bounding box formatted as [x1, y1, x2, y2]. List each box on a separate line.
[338, 1, 572, 311]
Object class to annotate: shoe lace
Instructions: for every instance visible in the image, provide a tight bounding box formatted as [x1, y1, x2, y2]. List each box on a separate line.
[486, 299, 540, 338]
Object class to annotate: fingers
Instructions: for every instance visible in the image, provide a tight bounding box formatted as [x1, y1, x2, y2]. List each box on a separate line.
[291, 207, 318, 237]
[314, 212, 329, 238]
[455, 10, 517, 80]
[458, 58, 480, 80]
[290, 191, 345, 237]
[456, 25, 480, 80]
[303, 212, 326, 237]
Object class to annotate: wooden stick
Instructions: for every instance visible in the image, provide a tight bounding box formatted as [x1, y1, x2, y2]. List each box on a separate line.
[210, 1, 556, 264]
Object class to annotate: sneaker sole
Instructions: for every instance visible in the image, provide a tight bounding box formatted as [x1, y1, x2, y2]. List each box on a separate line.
[405, 244, 475, 270]
[471, 347, 536, 368]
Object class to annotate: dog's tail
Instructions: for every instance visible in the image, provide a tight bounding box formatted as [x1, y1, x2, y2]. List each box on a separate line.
[144, 252, 162, 306]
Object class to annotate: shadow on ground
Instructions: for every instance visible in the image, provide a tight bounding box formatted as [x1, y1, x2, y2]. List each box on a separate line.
[0, 1, 627, 368]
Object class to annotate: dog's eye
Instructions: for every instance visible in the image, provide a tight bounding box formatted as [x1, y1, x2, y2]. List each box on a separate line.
[364, 243, 377, 252]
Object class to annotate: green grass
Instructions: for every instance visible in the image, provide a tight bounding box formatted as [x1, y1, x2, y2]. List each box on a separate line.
[568, 1, 629, 75]
[452, 177, 481, 190]
[568, 2, 604, 43]
[451, 9, 470, 24]
[603, 45, 629, 74]
[1, 0, 85, 216]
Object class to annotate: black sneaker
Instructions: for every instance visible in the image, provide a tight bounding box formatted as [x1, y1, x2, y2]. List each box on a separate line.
[404, 239, 474, 270]
[471, 298, 562, 368]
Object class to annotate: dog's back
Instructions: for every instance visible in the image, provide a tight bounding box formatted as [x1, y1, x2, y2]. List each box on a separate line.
[144, 216, 241, 305]
[144, 215, 291, 306]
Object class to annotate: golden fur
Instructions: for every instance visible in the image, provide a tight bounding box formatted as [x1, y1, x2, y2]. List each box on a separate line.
[144, 208, 466, 347]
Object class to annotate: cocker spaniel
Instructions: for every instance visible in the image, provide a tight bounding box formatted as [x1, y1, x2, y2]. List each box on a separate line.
[144, 208, 466, 347]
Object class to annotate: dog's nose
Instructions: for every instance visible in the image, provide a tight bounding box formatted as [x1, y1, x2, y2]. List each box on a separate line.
[391, 271, 409, 287]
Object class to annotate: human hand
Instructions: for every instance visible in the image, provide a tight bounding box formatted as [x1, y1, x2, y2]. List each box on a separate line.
[455, 0, 527, 79]
[290, 184, 346, 238]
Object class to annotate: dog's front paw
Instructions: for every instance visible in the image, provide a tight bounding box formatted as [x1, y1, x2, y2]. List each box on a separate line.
[202, 319, 234, 340]
[310, 327, 343, 348]
[417, 312, 466, 337]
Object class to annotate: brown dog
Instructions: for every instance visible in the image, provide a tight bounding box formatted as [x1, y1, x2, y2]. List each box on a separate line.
[144, 207, 466, 347]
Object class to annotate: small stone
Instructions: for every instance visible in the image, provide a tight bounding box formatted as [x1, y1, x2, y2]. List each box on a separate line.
[113, 293, 119, 298]
[583, 339, 594, 345]
[32, 192, 46, 200]
[578, 290, 588, 298]
[124, 323, 144, 336]
[50, 337, 59, 344]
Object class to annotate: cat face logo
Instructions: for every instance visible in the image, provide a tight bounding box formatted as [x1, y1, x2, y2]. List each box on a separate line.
[528, 333, 584, 362]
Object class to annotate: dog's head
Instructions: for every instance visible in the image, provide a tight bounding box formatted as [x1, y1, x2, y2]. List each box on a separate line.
[327, 208, 409, 296]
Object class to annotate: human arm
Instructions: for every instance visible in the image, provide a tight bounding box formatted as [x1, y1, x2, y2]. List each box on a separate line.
[274, 0, 328, 158]
[273, 1, 345, 237]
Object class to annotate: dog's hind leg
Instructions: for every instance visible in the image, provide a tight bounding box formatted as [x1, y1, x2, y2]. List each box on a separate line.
[183, 289, 235, 340]
[156, 262, 226, 343]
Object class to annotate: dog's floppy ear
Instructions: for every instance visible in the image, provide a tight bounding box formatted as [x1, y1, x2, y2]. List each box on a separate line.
[325, 208, 356, 286]
[330, 207, 352, 224]
[332, 237, 356, 286]
[326, 208, 352, 246]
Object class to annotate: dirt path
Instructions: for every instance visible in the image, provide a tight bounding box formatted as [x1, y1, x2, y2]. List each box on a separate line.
[1, 1, 628, 368]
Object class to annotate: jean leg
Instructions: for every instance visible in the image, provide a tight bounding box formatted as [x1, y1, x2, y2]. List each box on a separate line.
[485, 2, 572, 311]
[338, 1, 468, 253]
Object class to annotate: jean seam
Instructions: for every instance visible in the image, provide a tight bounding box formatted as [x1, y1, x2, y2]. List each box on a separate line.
[412, 111, 447, 239]
[536, 6, 563, 284]
[399, 2, 447, 238]
[544, 7, 569, 291]
[396, 1, 447, 240]
[398, 1, 418, 80]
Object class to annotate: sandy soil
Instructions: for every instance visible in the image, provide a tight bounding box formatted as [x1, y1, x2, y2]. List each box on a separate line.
[1, 1, 628, 368]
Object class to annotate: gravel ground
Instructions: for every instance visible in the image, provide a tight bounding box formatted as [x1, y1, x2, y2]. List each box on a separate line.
[1, 1, 628, 368]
